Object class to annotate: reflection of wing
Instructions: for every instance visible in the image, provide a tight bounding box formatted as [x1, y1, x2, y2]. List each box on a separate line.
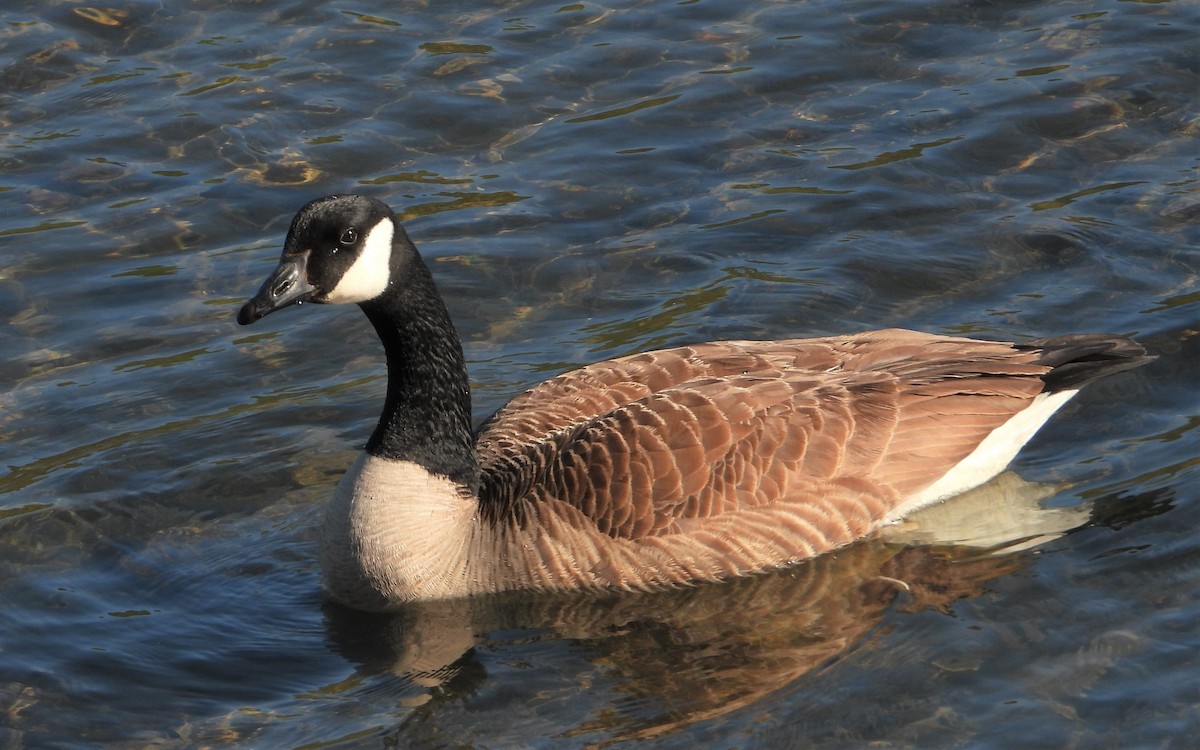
[476, 330, 1047, 562]
[320, 538, 1030, 747]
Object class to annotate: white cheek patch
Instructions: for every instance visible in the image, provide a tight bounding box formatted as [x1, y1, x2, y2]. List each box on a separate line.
[324, 219, 393, 303]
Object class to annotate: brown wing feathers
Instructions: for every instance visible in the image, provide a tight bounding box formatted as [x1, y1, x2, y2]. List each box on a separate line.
[475, 330, 1145, 554]
[480, 363, 909, 543]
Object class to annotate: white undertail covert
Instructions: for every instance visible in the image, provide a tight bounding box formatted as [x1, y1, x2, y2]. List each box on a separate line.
[889, 389, 1080, 522]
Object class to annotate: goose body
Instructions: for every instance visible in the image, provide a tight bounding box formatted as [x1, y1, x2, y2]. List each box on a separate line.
[238, 195, 1152, 611]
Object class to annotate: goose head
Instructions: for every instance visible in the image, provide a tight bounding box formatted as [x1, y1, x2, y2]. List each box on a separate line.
[237, 194, 401, 325]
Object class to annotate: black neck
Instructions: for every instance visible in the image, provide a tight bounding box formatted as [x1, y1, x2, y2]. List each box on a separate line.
[358, 245, 479, 492]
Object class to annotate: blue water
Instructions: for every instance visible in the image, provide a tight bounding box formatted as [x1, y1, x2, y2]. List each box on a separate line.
[2, 0, 1198, 747]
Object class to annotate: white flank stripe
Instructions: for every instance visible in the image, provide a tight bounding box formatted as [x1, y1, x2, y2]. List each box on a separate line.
[886, 389, 1080, 522]
[324, 218, 393, 303]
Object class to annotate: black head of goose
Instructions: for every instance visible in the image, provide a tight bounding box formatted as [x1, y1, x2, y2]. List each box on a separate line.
[238, 194, 1153, 611]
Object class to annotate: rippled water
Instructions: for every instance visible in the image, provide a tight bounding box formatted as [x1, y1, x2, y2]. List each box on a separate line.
[2, 0, 1198, 747]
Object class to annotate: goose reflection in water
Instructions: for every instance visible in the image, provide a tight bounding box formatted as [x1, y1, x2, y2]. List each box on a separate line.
[319, 471, 1107, 745]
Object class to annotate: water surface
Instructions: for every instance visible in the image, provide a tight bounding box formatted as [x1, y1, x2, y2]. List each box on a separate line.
[2, 0, 1198, 747]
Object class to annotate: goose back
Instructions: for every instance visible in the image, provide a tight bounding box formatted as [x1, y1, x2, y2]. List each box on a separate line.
[474, 330, 1053, 566]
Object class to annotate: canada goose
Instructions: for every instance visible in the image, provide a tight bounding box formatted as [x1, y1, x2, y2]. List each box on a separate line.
[237, 194, 1152, 611]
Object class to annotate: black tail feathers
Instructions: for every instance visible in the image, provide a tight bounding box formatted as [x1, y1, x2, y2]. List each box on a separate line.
[1018, 334, 1155, 392]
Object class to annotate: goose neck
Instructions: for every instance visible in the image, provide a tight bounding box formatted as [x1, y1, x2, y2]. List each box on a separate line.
[359, 262, 479, 492]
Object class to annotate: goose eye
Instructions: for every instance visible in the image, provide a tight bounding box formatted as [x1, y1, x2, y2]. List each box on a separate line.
[339, 227, 358, 245]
